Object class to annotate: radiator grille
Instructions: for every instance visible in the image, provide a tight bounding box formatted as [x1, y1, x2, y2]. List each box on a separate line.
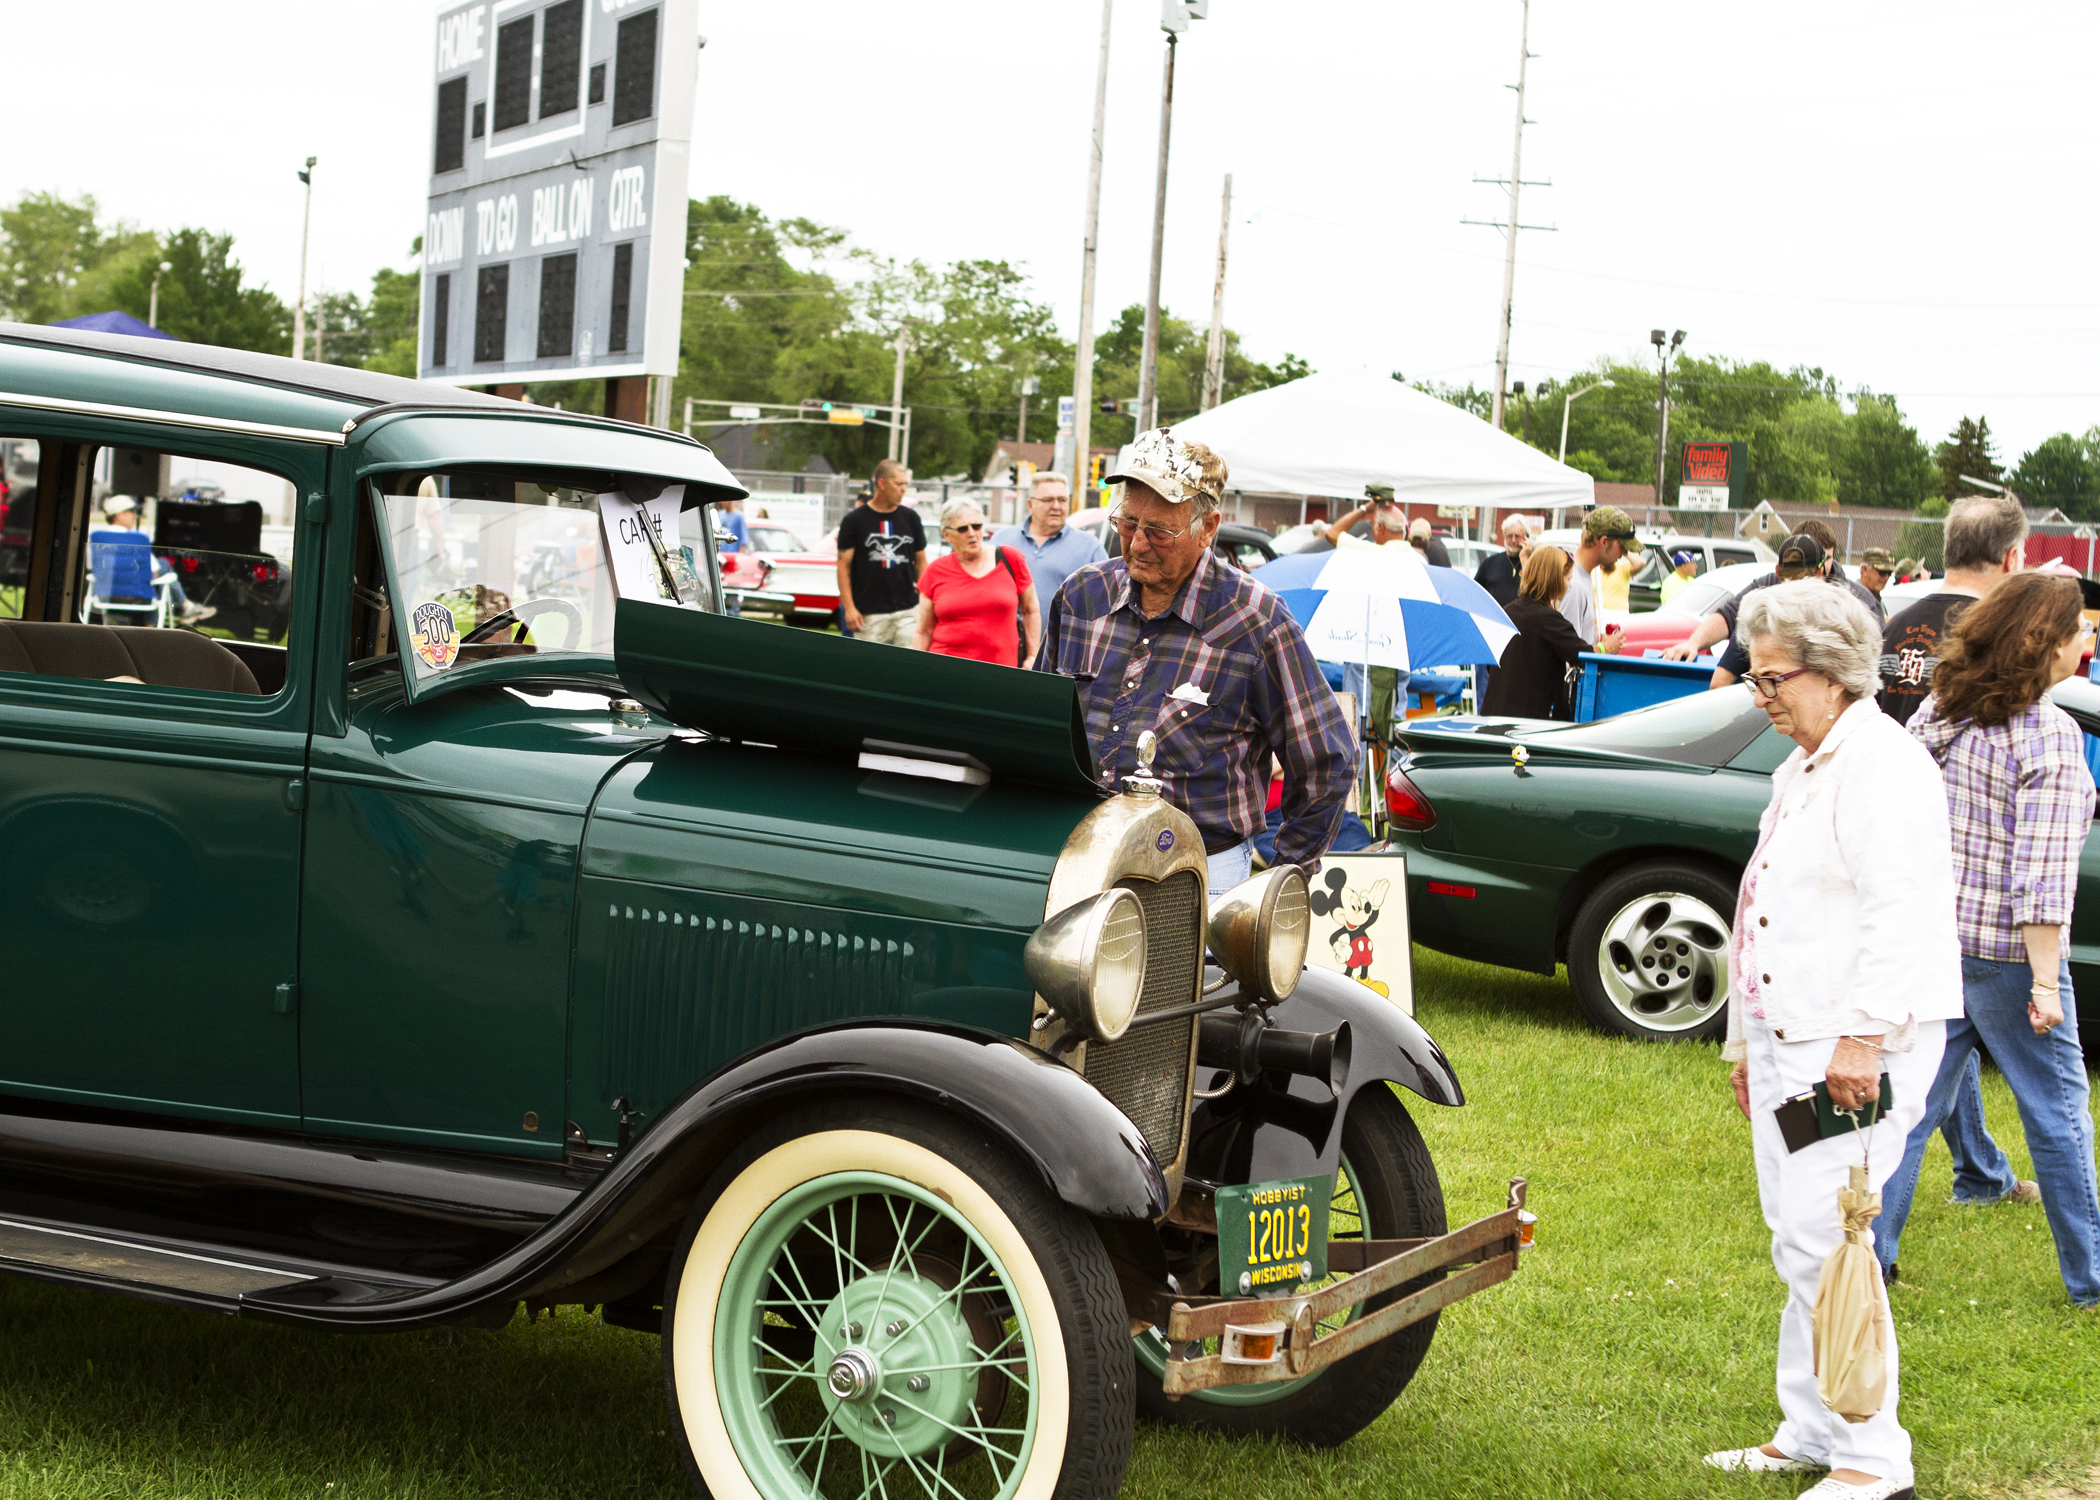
[601, 903, 920, 1114]
[1083, 870, 1201, 1168]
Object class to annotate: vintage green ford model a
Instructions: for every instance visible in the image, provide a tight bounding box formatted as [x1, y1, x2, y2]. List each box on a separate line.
[0, 325, 1526, 1500]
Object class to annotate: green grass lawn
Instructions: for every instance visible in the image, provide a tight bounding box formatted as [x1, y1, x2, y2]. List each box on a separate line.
[0, 949, 2093, 1499]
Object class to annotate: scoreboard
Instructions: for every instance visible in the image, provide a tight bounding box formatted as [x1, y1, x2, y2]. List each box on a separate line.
[419, 0, 696, 386]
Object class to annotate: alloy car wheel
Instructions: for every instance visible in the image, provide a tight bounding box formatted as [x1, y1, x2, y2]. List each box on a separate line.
[1568, 861, 1734, 1041]
[663, 1099, 1133, 1500]
[1130, 1086, 1446, 1444]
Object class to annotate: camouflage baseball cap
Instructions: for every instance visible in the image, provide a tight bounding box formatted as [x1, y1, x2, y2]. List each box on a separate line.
[1581, 505, 1644, 551]
[1107, 427, 1228, 507]
[1861, 547, 1895, 570]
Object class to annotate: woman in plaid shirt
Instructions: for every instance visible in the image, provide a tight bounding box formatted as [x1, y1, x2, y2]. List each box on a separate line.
[1877, 571, 2100, 1309]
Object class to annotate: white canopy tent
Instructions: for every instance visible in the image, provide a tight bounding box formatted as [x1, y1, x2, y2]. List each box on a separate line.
[1151, 369, 1596, 526]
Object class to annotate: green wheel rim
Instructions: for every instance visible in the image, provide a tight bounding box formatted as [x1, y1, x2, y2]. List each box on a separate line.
[713, 1169, 1041, 1499]
[1133, 1150, 1366, 1406]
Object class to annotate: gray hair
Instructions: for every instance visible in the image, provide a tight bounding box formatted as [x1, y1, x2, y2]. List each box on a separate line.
[1030, 471, 1068, 491]
[1943, 493, 2027, 571]
[938, 496, 985, 530]
[1736, 579, 1882, 700]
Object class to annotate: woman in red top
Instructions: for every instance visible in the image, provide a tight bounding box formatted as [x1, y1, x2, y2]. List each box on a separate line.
[914, 499, 1042, 665]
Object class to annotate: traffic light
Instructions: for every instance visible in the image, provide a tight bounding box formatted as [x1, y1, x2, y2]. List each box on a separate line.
[1098, 399, 1122, 414]
[1007, 464, 1020, 486]
[1088, 454, 1107, 488]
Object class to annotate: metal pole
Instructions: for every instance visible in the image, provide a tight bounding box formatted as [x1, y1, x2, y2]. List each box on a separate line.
[1202, 173, 1231, 411]
[888, 330, 910, 461]
[149, 261, 170, 330]
[1136, 31, 1177, 434]
[1488, 0, 1530, 432]
[1071, 0, 1113, 502]
[901, 406, 913, 471]
[1654, 349, 1670, 504]
[292, 157, 316, 361]
[1559, 389, 1573, 462]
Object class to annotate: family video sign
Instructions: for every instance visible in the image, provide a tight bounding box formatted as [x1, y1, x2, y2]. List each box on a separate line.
[1677, 440, 1748, 511]
[420, 0, 697, 385]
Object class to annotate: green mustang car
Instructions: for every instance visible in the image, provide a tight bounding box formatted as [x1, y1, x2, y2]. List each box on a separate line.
[0, 324, 1529, 1500]
[1387, 682, 2100, 1046]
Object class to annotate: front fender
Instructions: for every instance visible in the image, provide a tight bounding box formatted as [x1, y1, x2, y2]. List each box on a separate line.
[244, 1022, 1166, 1330]
[1183, 966, 1465, 1188]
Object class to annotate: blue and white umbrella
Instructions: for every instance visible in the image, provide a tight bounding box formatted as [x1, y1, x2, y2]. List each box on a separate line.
[1257, 545, 1518, 670]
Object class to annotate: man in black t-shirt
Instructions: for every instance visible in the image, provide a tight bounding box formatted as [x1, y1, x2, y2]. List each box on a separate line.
[1474, 515, 1528, 607]
[1877, 494, 2027, 724]
[835, 459, 928, 647]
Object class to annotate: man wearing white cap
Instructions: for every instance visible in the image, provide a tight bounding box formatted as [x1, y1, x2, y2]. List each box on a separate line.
[89, 495, 212, 624]
[1034, 428, 1357, 887]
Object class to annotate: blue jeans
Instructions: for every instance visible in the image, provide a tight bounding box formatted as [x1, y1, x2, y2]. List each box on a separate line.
[1206, 840, 1252, 893]
[1941, 1051, 2019, 1203]
[1877, 956, 2100, 1305]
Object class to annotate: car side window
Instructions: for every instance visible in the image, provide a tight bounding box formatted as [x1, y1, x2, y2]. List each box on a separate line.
[0, 444, 296, 698]
[1714, 548, 1756, 568]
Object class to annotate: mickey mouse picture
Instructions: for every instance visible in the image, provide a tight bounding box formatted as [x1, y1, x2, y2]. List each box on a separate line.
[1308, 867, 1392, 998]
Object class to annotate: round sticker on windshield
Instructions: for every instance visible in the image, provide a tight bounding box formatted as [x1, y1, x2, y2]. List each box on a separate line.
[410, 600, 460, 671]
[1156, 829, 1175, 853]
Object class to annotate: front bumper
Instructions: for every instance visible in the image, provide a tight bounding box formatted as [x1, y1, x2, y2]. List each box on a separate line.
[1138, 1178, 1529, 1395]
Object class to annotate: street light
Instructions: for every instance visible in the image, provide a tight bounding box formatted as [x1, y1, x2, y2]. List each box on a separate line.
[293, 157, 317, 361]
[1650, 328, 1685, 502]
[148, 260, 172, 331]
[1558, 378, 1614, 462]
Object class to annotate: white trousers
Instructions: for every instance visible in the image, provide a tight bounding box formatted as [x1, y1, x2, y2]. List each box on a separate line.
[1744, 1015, 1945, 1485]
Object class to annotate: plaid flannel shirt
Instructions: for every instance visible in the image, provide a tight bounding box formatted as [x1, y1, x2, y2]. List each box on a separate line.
[1034, 550, 1357, 871]
[1911, 694, 2096, 961]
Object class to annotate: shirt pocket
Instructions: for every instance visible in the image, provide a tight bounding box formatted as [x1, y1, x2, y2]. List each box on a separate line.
[1147, 649, 1262, 773]
[1049, 626, 1111, 684]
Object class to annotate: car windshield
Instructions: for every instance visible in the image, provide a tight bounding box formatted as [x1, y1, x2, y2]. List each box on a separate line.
[746, 525, 807, 554]
[374, 475, 719, 684]
[1524, 683, 1771, 766]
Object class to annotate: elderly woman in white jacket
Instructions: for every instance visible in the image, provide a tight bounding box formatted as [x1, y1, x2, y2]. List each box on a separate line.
[1704, 581, 1963, 1500]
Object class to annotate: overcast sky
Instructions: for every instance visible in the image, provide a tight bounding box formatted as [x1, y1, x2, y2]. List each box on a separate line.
[11, 0, 2096, 463]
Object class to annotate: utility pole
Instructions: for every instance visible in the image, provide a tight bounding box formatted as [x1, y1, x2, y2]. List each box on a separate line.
[887, 328, 911, 463]
[1017, 372, 1039, 445]
[1201, 173, 1231, 410]
[1071, 0, 1113, 503]
[292, 157, 316, 361]
[1463, 2, 1551, 431]
[1135, 23, 1180, 433]
[317, 293, 327, 364]
[1651, 327, 1685, 503]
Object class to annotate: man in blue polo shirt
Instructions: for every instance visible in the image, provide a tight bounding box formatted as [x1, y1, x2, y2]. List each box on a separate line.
[992, 470, 1106, 610]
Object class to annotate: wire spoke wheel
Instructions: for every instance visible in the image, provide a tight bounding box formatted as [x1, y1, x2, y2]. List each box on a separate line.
[664, 1105, 1132, 1500]
[1130, 1086, 1445, 1445]
[724, 1175, 1035, 1499]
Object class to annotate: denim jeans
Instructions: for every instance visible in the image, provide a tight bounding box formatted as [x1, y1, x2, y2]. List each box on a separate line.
[1206, 839, 1253, 893]
[1877, 956, 2100, 1305]
[1941, 1050, 2019, 1204]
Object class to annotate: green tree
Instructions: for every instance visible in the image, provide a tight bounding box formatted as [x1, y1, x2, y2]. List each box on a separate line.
[0, 191, 107, 323]
[88, 226, 289, 353]
[1838, 392, 1939, 509]
[2011, 433, 2098, 519]
[1934, 415, 2002, 501]
[365, 250, 422, 378]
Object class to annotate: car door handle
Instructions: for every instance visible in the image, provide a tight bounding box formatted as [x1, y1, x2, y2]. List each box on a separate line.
[284, 777, 306, 812]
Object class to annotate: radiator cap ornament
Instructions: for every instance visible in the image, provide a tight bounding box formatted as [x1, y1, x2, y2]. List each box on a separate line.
[1124, 729, 1165, 797]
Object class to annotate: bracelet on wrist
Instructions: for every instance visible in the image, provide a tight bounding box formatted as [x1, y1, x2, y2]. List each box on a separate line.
[2031, 984, 2060, 995]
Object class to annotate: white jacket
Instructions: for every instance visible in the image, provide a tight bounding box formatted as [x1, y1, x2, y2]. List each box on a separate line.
[1723, 698, 1964, 1062]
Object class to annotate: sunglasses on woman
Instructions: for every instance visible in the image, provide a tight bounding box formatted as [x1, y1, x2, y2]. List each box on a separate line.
[1744, 667, 1811, 699]
[945, 521, 986, 534]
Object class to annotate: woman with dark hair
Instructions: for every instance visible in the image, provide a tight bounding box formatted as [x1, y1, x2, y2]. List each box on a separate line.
[1877, 570, 2100, 1308]
[1481, 545, 1586, 719]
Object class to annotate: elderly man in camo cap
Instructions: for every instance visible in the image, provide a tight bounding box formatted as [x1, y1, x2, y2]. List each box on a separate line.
[1033, 427, 1357, 888]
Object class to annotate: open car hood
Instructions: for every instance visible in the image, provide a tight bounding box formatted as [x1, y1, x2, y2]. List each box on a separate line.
[614, 600, 1098, 792]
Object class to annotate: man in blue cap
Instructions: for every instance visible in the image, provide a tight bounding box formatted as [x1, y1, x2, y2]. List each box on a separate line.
[1661, 549, 1699, 606]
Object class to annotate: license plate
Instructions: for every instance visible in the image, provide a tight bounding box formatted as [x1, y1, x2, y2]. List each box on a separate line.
[1216, 1173, 1330, 1296]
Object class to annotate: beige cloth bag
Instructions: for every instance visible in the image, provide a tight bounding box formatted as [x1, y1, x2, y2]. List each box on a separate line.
[1813, 1163, 1891, 1423]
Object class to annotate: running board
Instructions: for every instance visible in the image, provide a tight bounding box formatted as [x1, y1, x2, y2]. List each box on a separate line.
[0, 1215, 424, 1313]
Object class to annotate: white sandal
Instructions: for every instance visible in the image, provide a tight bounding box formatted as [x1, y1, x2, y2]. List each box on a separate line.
[1797, 1478, 1914, 1500]
[1703, 1447, 1826, 1474]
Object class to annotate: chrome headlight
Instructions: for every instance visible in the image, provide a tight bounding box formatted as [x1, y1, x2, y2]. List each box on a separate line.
[1024, 887, 1148, 1043]
[1207, 865, 1311, 1002]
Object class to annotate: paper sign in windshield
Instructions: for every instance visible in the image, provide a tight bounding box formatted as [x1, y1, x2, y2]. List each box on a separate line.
[409, 600, 460, 671]
[599, 487, 704, 607]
